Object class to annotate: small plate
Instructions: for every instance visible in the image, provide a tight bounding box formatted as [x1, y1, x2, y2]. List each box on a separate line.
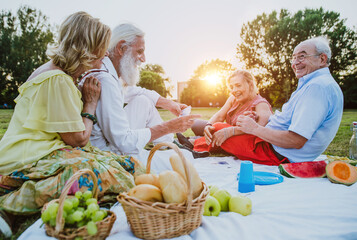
[237, 171, 283, 185]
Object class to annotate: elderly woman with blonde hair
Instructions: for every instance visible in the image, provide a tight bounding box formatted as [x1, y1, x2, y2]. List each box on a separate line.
[0, 12, 144, 237]
[177, 70, 278, 162]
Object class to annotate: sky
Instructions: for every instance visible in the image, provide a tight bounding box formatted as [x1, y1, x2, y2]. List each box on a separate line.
[1, 0, 356, 98]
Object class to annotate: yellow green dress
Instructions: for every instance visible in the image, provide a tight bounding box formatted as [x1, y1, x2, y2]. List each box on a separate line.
[0, 70, 144, 214]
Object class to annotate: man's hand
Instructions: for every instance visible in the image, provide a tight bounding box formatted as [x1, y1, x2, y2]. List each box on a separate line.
[149, 114, 201, 142]
[168, 102, 188, 116]
[204, 125, 215, 145]
[237, 115, 307, 149]
[175, 103, 189, 116]
[156, 97, 187, 117]
[167, 114, 201, 132]
[236, 115, 259, 134]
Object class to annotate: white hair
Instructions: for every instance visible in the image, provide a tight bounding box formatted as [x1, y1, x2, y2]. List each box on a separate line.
[301, 36, 332, 64]
[108, 23, 145, 53]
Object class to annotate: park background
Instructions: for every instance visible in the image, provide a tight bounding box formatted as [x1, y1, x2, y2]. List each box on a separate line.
[1, 0, 356, 108]
[0, 1, 357, 238]
[1, 0, 357, 154]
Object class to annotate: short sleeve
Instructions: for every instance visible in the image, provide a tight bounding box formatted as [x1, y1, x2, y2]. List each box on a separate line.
[23, 74, 85, 133]
[289, 84, 329, 140]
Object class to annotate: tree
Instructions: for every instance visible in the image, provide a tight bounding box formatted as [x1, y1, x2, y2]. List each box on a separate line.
[180, 59, 235, 107]
[140, 64, 165, 75]
[138, 64, 171, 97]
[0, 6, 55, 105]
[236, 8, 357, 108]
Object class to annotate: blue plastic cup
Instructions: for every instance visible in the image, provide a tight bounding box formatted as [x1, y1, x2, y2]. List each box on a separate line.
[238, 161, 255, 193]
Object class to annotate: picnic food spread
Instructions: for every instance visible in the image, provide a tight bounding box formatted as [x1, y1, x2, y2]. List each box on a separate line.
[37, 150, 357, 239]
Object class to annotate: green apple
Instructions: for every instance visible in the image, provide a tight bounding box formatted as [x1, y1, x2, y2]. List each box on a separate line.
[212, 189, 231, 211]
[208, 185, 220, 196]
[203, 196, 221, 216]
[229, 195, 252, 216]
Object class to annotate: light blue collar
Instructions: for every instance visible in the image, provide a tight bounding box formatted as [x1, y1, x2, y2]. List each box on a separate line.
[297, 67, 330, 90]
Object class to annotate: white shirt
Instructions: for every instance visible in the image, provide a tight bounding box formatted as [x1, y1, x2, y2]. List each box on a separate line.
[81, 57, 160, 156]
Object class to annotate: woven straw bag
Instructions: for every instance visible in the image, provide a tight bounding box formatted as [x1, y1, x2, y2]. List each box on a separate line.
[117, 142, 209, 240]
[42, 169, 116, 240]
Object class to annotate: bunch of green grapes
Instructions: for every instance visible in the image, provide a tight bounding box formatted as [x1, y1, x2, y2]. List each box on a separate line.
[41, 190, 108, 236]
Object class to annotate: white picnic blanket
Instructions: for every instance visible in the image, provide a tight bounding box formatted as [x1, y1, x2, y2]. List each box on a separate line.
[19, 149, 357, 240]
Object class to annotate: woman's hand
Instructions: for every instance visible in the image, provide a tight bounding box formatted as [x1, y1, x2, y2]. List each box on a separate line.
[204, 125, 215, 145]
[236, 115, 259, 134]
[81, 76, 101, 112]
[242, 110, 258, 122]
[211, 129, 227, 147]
[211, 127, 235, 147]
[59, 76, 101, 148]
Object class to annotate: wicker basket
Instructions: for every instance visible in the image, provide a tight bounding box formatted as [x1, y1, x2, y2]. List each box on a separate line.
[117, 142, 209, 240]
[43, 169, 116, 240]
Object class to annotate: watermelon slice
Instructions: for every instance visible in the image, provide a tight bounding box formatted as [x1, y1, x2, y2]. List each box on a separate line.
[278, 161, 327, 178]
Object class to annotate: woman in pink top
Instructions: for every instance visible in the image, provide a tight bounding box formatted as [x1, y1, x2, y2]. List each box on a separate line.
[177, 70, 272, 156]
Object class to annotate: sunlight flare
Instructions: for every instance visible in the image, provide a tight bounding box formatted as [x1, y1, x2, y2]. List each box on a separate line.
[203, 73, 221, 85]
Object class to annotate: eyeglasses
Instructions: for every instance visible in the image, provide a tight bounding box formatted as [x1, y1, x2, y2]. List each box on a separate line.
[290, 54, 320, 64]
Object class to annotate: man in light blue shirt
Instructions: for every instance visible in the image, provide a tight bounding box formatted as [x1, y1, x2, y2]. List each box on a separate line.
[236, 36, 343, 163]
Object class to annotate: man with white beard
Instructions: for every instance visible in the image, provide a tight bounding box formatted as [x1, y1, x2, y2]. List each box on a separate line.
[80, 23, 200, 158]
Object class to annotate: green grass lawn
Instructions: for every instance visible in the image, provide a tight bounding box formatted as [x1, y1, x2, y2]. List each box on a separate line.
[0, 109, 13, 139]
[0, 108, 356, 239]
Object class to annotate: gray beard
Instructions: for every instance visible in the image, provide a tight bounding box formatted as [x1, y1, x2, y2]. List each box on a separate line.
[119, 51, 140, 86]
